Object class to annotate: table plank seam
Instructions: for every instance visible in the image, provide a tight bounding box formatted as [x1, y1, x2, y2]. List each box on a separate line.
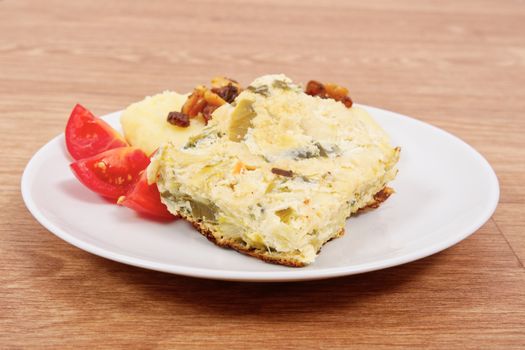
[491, 218, 524, 269]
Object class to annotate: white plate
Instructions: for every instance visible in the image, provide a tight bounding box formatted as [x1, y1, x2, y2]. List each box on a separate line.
[21, 105, 499, 282]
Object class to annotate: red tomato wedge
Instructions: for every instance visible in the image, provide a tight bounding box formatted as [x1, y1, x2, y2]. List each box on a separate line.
[118, 170, 176, 220]
[70, 147, 149, 199]
[66, 104, 128, 160]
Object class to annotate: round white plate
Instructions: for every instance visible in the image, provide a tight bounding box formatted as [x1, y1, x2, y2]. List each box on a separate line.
[21, 105, 499, 282]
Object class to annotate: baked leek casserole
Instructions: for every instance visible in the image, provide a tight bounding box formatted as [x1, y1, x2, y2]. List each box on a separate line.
[148, 74, 400, 266]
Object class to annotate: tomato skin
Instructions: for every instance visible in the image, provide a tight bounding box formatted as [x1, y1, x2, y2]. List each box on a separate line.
[66, 104, 128, 160]
[70, 147, 150, 199]
[119, 171, 176, 220]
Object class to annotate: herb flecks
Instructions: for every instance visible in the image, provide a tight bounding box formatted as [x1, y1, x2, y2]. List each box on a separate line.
[272, 80, 291, 90]
[294, 148, 319, 159]
[246, 85, 270, 97]
[294, 142, 338, 160]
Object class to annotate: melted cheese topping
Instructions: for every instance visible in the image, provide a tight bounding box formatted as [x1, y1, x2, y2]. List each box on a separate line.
[148, 74, 399, 264]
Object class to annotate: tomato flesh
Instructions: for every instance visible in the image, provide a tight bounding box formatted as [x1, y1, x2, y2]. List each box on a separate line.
[66, 104, 128, 160]
[70, 147, 149, 199]
[119, 171, 176, 220]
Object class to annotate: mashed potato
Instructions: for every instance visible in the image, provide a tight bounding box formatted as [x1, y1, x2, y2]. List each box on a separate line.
[120, 91, 206, 155]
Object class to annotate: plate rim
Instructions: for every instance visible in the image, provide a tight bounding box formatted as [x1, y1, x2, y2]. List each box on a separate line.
[21, 104, 500, 282]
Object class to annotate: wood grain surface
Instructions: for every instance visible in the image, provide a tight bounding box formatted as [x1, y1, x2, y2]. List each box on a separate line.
[2, 0, 525, 348]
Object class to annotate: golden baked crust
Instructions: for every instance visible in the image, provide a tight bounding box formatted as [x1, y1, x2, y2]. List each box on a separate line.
[187, 218, 344, 267]
[357, 187, 394, 213]
[179, 186, 393, 267]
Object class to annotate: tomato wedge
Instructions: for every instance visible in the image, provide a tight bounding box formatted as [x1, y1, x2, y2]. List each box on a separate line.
[66, 104, 128, 160]
[118, 170, 176, 220]
[70, 147, 149, 199]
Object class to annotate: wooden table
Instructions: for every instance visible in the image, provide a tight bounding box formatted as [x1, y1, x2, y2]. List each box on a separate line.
[2, 0, 524, 348]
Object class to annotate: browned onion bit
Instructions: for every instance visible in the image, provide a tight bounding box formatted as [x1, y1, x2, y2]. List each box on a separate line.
[201, 104, 218, 124]
[305, 80, 327, 97]
[211, 84, 240, 103]
[167, 111, 190, 127]
[271, 168, 293, 177]
[305, 80, 353, 108]
[340, 96, 353, 108]
[179, 77, 243, 126]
